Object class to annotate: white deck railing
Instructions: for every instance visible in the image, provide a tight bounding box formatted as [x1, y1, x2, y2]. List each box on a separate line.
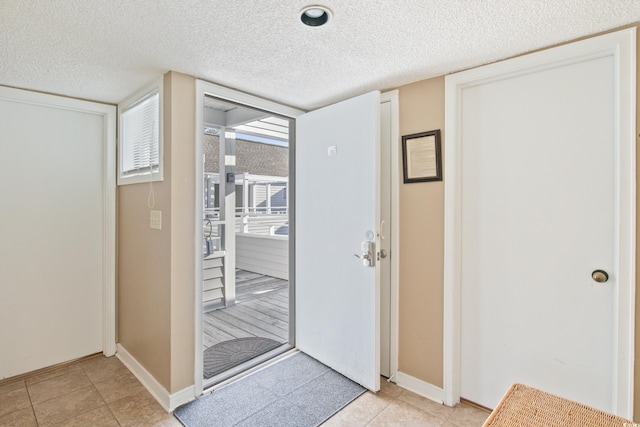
[236, 209, 288, 236]
[205, 208, 289, 237]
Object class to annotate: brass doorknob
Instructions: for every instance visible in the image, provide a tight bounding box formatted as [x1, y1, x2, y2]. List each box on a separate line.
[592, 270, 609, 283]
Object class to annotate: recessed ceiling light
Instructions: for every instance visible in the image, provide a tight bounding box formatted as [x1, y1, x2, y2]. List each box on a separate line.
[300, 6, 331, 27]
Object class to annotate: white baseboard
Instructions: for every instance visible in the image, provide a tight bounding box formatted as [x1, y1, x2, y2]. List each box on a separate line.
[395, 371, 445, 405]
[116, 343, 195, 412]
[168, 384, 197, 412]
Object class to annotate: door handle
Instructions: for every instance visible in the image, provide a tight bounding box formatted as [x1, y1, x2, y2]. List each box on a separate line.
[354, 252, 372, 265]
[591, 270, 609, 283]
[354, 241, 375, 267]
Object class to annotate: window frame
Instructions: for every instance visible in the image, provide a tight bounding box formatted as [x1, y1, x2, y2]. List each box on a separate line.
[117, 79, 164, 185]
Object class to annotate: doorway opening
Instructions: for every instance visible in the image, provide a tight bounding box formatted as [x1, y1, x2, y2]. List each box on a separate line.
[194, 82, 400, 398]
[199, 95, 294, 388]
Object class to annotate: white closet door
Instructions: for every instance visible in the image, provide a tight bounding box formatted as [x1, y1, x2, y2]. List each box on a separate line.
[457, 42, 624, 412]
[0, 87, 114, 378]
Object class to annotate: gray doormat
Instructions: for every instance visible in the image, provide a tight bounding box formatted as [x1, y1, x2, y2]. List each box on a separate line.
[175, 352, 366, 427]
[204, 337, 282, 379]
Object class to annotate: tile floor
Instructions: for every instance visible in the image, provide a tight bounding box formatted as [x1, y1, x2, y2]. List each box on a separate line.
[0, 355, 490, 426]
[0, 356, 180, 427]
[324, 379, 490, 426]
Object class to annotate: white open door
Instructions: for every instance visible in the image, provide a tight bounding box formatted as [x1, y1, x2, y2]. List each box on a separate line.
[296, 91, 381, 391]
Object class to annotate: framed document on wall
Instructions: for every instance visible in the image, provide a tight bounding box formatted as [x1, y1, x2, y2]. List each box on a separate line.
[402, 129, 442, 183]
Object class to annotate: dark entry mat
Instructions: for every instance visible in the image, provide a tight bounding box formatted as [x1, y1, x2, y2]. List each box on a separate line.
[203, 337, 281, 379]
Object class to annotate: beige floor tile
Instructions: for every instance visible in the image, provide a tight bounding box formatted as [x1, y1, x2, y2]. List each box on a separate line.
[378, 379, 404, 399]
[131, 415, 183, 427]
[81, 356, 130, 384]
[0, 387, 31, 418]
[367, 400, 445, 427]
[109, 390, 174, 427]
[0, 406, 37, 427]
[27, 370, 93, 404]
[0, 380, 26, 395]
[398, 390, 455, 421]
[447, 403, 490, 427]
[93, 371, 146, 403]
[25, 364, 83, 386]
[53, 405, 119, 427]
[33, 386, 105, 426]
[323, 391, 392, 426]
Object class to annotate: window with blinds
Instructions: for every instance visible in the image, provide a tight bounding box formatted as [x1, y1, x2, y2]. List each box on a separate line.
[118, 83, 163, 185]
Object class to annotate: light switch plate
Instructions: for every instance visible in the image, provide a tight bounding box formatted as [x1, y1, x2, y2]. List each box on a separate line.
[150, 210, 162, 230]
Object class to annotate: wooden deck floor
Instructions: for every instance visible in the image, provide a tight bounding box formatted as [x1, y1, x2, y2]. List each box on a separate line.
[203, 269, 289, 350]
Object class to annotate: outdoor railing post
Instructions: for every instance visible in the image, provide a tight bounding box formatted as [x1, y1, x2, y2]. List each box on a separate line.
[243, 214, 249, 233]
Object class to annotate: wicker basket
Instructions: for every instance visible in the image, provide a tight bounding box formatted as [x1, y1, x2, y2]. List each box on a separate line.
[483, 384, 634, 427]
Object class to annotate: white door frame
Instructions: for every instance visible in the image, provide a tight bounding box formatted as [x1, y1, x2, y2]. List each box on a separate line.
[0, 85, 117, 359]
[193, 80, 303, 396]
[443, 28, 636, 417]
[380, 90, 400, 381]
[193, 83, 401, 394]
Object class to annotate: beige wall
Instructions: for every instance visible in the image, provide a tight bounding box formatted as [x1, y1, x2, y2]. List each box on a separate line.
[118, 138, 172, 389]
[397, 77, 445, 387]
[167, 72, 196, 392]
[395, 24, 640, 415]
[115, 26, 638, 410]
[118, 71, 195, 393]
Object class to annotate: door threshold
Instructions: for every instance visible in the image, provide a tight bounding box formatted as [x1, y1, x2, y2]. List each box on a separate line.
[460, 397, 492, 413]
[0, 352, 103, 387]
[202, 344, 297, 394]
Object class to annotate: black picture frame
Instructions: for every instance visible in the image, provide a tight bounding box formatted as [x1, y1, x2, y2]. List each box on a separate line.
[401, 129, 442, 183]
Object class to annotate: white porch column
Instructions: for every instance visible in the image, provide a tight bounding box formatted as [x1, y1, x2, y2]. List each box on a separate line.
[222, 129, 236, 306]
[266, 183, 272, 214]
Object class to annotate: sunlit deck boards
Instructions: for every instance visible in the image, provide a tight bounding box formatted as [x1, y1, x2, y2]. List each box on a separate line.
[203, 269, 289, 350]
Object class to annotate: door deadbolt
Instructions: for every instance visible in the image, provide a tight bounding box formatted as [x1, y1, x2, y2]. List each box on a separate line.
[591, 270, 609, 283]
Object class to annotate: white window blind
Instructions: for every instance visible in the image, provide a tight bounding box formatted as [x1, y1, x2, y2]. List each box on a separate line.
[118, 85, 162, 184]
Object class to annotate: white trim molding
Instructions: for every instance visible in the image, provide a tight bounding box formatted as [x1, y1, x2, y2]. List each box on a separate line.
[395, 371, 445, 404]
[381, 90, 400, 381]
[443, 28, 636, 417]
[102, 96, 117, 358]
[117, 344, 195, 412]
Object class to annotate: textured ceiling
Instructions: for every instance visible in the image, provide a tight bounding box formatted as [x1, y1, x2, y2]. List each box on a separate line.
[1, 1, 639, 110]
